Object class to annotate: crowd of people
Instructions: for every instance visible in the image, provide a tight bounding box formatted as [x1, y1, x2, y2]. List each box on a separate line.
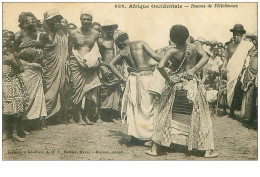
[2, 9, 258, 158]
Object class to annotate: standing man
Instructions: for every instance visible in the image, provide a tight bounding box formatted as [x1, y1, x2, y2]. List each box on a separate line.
[68, 10, 102, 125]
[15, 12, 47, 129]
[40, 9, 68, 122]
[106, 30, 162, 144]
[97, 20, 122, 122]
[222, 24, 253, 118]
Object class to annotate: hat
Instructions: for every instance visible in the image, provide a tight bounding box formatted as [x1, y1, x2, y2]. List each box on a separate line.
[230, 24, 246, 34]
[80, 9, 93, 16]
[102, 19, 118, 29]
[114, 30, 127, 40]
[44, 9, 63, 21]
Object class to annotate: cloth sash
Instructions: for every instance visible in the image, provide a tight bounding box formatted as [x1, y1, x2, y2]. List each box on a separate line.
[226, 40, 253, 106]
[121, 68, 155, 140]
[69, 42, 101, 106]
[42, 31, 68, 118]
[71, 42, 100, 68]
[152, 75, 214, 150]
[20, 60, 47, 120]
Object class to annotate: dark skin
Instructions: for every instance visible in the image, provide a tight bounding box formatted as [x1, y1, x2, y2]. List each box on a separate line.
[68, 14, 98, 56]
[68, 14, 101, 125]
[15, 16, 38, 52]
[15, 16, 42, 65]
[97, 25, 119, 122]
[97, 26, 117, 64]
[222, 31, 244, 117]
[3, 39, 24, 77]
[222, 31, 243, 69]
[157, 42, 209, 82]
[108, 40, 162, 81]
[2, 39, 26, 142]
[40, 16, 62, 46]
[146, 38, 218, 158]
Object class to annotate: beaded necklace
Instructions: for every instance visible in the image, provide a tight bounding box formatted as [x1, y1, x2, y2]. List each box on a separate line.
[171, 44, 190, 74]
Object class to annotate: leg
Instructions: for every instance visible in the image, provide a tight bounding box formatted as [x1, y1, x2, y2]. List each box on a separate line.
[16, 115, 30, 137]
[73, 103, 86, 125]
[204, 149, 219, 158]
[95, 87, 102, 123]
[40, 117, 48, 130]
[12, 115, 25, 142]
[3, 115, 13, 140]
[145, 141, 158, 156]
[82, 106, 94, 125]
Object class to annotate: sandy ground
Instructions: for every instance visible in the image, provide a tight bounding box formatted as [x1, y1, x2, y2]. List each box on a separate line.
[2, 114, 257, 160]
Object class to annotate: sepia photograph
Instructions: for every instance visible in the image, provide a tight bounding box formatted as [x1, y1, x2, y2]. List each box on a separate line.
[1, 1, 258, 161]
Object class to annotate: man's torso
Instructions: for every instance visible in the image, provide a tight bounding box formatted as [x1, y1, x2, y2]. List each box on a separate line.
[98, 38, 115, 64]
[72, 28, 97, 56]
[121, 41, 150, 69]
[170, 44, 198, 73]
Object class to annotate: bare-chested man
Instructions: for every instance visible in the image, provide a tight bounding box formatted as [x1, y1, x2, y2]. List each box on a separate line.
[15, 12, 47, 130]
[105, 30, 162, 144]
[97, 20, 122, 122]
[146, 25, 218, 158]
[68, 10, 102, 125]
[222, 24, 253, 118]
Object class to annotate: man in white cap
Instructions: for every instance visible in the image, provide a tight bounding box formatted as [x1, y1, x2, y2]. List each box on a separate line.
[106, 30, 162, 145]
[97, 20, 122, 122]
[40, 9, 68, 123]
[68, 10, 102, 125]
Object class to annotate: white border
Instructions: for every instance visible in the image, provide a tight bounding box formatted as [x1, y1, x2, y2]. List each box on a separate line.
[0, 1, 259, 177]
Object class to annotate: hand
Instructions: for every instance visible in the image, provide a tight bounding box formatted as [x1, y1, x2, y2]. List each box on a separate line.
[186, 68, 196, 76]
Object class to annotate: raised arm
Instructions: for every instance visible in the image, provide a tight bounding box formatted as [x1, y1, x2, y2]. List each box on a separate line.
[157, 48, 175, 81]
[142, 41, 162, 62]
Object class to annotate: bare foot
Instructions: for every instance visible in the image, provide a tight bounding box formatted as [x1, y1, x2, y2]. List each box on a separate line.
[85, 119, 94, 125]
[78, 120, 87, 126]
[204, 150, 219, 158]
[145, 150, 157, 157]
[96, 119, 102, 123]
[144, 140, 153, 147]
[12, 133, 25, 142]
[112, 119, 118, 123]
[68, 119, 75, 124]
[24, 131, 31, 135]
